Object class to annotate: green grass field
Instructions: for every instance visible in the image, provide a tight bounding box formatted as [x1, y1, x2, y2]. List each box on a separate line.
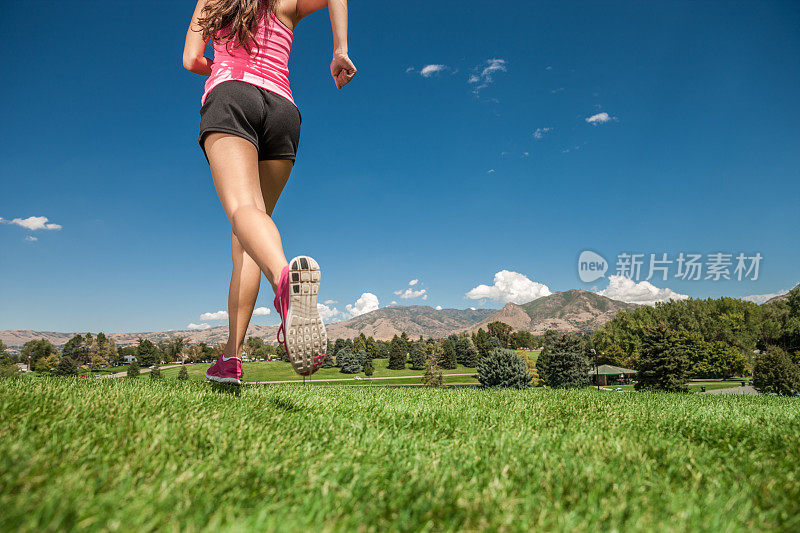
[609, 380, 744, 392]
[160, 358, 480, 384]
[1, 378, 798, 531]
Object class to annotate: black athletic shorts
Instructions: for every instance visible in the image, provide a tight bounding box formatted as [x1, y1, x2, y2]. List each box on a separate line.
[198, 80, 301, 163]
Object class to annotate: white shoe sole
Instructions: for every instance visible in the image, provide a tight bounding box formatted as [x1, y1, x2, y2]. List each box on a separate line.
[284, 255, 327, 375]
[204, 372, 241, 385]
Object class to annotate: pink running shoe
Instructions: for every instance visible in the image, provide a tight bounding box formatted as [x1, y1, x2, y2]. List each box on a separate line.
[205, 354, 242, 385]
[274, 256, 327, 376]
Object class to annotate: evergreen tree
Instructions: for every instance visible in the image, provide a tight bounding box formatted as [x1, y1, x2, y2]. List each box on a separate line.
[488, 336, 502, 350]
[409, 342, 427, 370]
[177, 365, 189, 380]
[353, 335, 366, 355]
[440, 339, 457, 369]
[456, 337, 479, 367]
[53, 356, 78, 377]
[400, 332, 410, 354]
[753, 345, 800, 395]
[422, 354, 444, 387]
[388, 335, 407, 370]
[363, 357, 374, 376]
[149, 364, 162, 380]
[127, 359, 140, 378]
[322, 340, 335, 368]
[333, 339, 347, 366]
[365, 336, 379, 359]
[477, 349, 532, 388]
[356, 350, 369, 368]
[487, 321, 513, 348]
[277, 343, 289, 362]
[136, 338, 159, 367]
[338, 350, 360, 374]
[537, 333, 591, 389]
[62, 334, 88, 364]
[634, 325, 691, 392]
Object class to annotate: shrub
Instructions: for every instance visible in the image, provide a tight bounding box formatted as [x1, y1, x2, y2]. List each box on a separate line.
[149, 365, 162, 380]
[753, 345, 800, 395]
[0, 362, 19, 379]
[177, 365, 189, 380]
[476, 349, 533, 389]
[363, 357, 374, 377]
[537, 334, 590, 389]
[127, 360, 140, 378]
[53, 356, 78, 377]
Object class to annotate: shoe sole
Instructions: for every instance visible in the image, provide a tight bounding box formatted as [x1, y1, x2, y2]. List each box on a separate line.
[285, 255, 327, 375]
[204, 371, 241, 386]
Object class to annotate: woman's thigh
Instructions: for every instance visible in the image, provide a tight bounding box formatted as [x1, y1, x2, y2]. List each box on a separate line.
[204, 132, 266, 223]
[258, 159, 293, 216]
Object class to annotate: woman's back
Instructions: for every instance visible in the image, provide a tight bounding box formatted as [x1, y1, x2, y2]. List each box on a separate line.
[201, 8, 294, 106]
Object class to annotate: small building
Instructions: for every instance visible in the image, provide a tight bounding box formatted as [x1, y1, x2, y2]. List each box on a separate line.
[589, 364, 637, 386]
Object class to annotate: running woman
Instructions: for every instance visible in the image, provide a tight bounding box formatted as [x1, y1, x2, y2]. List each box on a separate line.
[183, 0, 355, 384]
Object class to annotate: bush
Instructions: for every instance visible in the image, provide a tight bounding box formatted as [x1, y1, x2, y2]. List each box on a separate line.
[537, 334, 590, 389]
[149, 365, 162, 380]
[127, 360, 140, 378]
[753, 345, 800, 395]
[53, 356, 78, 377]
[177, 365, 189, 380]
[476, 349, 533, 389]
[0, 362, 19, 379]
[363, 358, 374, 377]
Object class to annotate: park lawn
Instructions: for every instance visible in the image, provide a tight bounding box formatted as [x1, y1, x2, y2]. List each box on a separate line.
[1, 378, 798, 532]
[610, 380, 743, 393]
[160, 358, 477, 383]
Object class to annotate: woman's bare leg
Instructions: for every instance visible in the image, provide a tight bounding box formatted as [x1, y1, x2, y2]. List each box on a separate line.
[204, 132, 294, 355]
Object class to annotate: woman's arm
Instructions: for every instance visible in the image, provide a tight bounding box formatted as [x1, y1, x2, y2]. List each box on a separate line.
[296, 0, 356, 89]
[183, 0, 213, 76]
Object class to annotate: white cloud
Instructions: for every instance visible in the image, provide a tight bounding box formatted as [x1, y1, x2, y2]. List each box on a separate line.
[394, 288, 427, 299]
[24, 236, 38, 242]
[391, 300, 398, 305]
[346, 292, 380, 317]
[420, 64, 447, 77]
[585, 112, 615, 125]
[741, 290, 789, 305]
[596, 275, 689, 306]
[533, 127, 552, 139]
[522, 152, 529, 158]
[466, 270, 552, 304]
[200, 310, 228, 320]
[253, 307, 270, 316]
[317, 302, 341, 322]
[187, 323, 211, 331]
[2, 216, 62, 231]
[435, 305, 442, 310]
[487, 169, 495, 174]
[405, 66, 415, 73]
[469, 307, 476, 311]
[469, 58, 507, 93]
[323, 299, 337, 305]
[408, 279, 419, 286]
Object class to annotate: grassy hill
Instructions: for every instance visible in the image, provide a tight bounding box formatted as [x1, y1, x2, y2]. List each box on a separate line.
[1, 378, 799, 531]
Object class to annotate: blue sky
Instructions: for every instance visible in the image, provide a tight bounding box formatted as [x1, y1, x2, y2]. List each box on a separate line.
[2, 0, 799, 333]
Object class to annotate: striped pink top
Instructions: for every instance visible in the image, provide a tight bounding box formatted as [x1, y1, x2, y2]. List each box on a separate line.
[201, 9, 295, 107]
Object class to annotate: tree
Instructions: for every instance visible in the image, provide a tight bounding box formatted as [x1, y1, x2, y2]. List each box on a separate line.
[691, 341, 749, 379]
[177, 365, 189, 380]
[149, 364, 162, 380]
[477, 349, 533, 389]
[60, 355, 79, 375]
[487, 321, 513, 348]
[440, 339, 457, 369]
[753, 346, 800, 395]
[363, 357, 374, 377]
[21, 339, 58, 371]
[635, 325, 691, 392]
[332, 339, 347, 366]
[62, 334, 89, 364]
[365, 336, 379, 359]
[537, 333, 590, 389]
[136, 338, 159, 367]
[127, 359, 140, 378]
[422, 354, 444, 387]
[409, 342, 427, 370]
[322, 340, 335, 368]
[277, 343, 289, 362]
[353, 335, 366, 355]
[455, 336, 479, 367]
[388, 335, 406, 370]
[473, 328, 491, 359]
[338, 350, 360, 374]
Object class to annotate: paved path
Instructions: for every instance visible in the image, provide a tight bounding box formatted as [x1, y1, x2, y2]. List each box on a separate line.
[246, 373, 476, 385]
[98, 363, 189, 378]
[701, 385, 759, 395]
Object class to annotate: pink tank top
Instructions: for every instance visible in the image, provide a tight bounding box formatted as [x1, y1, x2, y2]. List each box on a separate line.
[201, 9, 295, 107]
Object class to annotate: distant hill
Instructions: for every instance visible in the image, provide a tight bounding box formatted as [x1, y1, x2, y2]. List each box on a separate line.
[467, 290, 637, 334]
[764, 283, 800, 305]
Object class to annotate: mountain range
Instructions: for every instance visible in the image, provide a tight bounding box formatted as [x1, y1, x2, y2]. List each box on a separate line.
[0, 290, 642, 349]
